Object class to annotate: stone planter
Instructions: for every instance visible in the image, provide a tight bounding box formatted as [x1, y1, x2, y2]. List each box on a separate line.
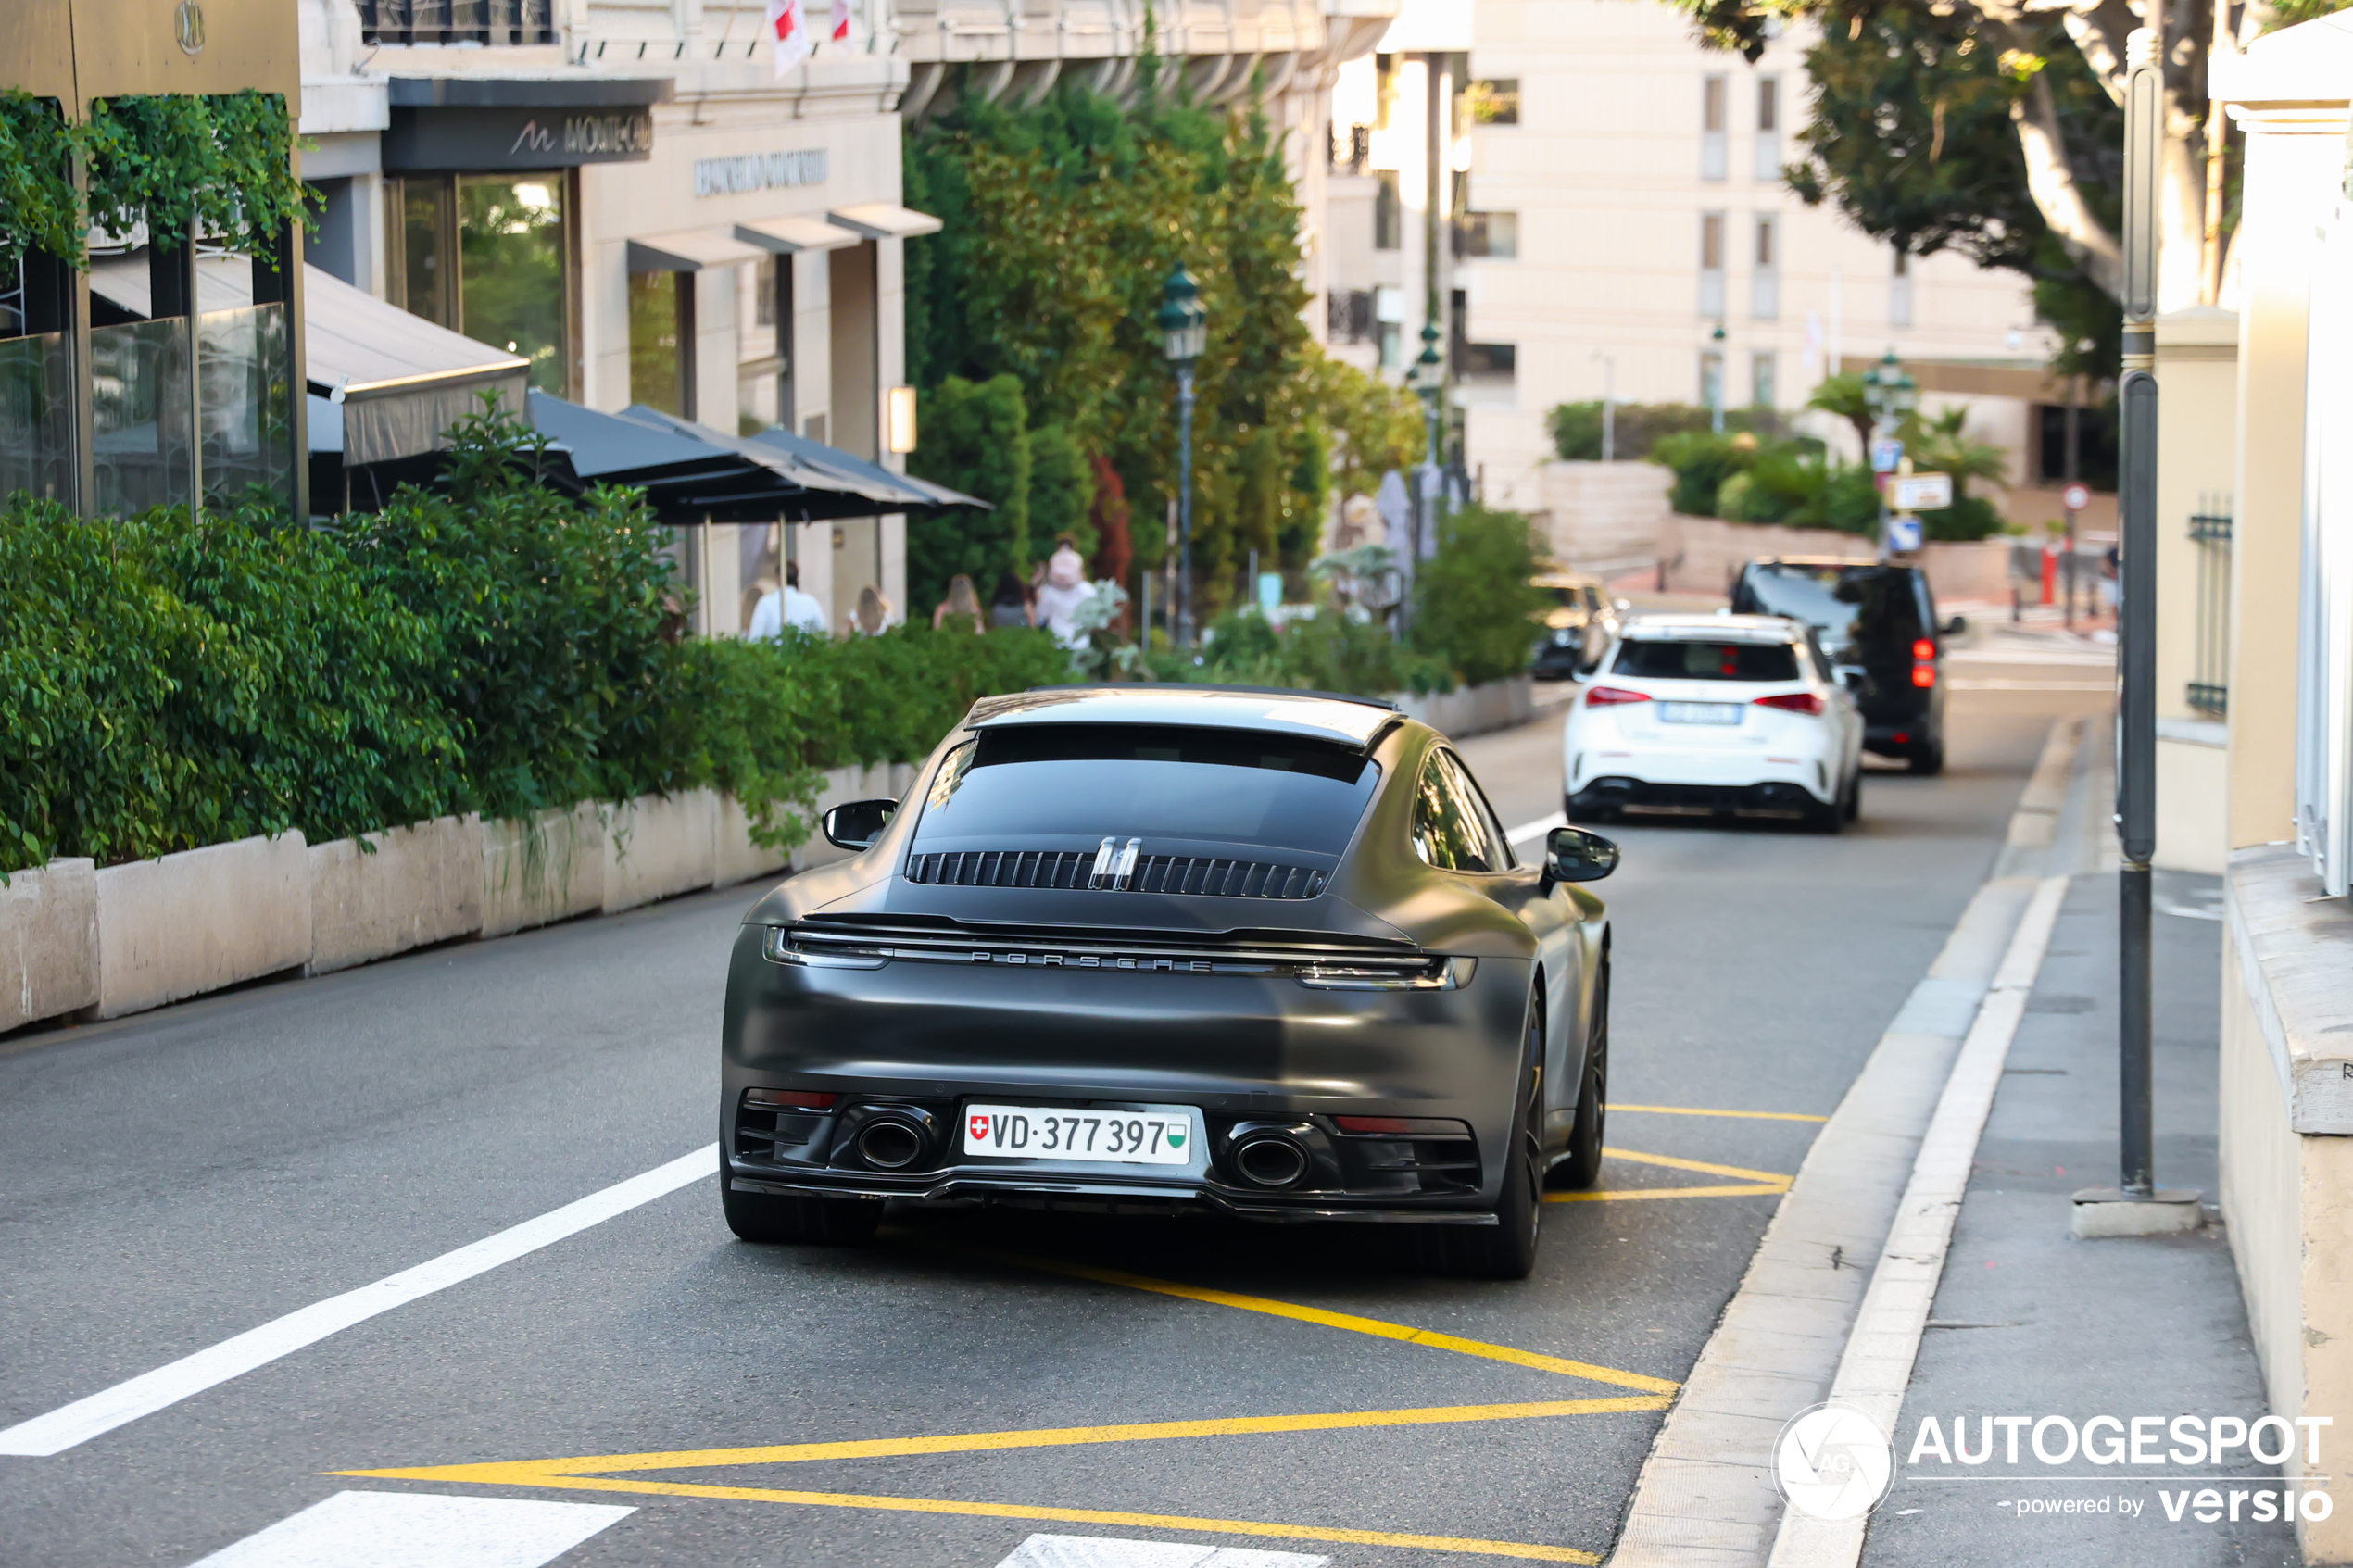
[0, 859, 100, 1033]
[480, 804, 605, 938]
[1392, 676, 1535, 741]
[308, 815, 485, 976]
[94, 834, 311, 1020]
[602, 789, 720, 914]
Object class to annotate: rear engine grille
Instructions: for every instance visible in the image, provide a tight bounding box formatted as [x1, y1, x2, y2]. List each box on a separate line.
[905, 850, 1094, 889]
[906, 850, 1327, 900]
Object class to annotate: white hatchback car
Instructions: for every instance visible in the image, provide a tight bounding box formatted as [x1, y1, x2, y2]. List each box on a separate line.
[1561, 614, 1865, 832]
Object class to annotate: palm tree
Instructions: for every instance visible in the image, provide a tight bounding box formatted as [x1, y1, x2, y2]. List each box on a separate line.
[1906, 405, 2008, 500]
[1806, 372, 1874, 457]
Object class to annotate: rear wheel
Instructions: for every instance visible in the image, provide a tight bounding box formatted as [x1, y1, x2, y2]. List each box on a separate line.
[722, 1162, 884, 1246]
[1908, 737, 1945, 776]
[1550, 963, 1609, 1191]
[1843, 767, 1863, 822]
[1425, 997, 1544, 1280]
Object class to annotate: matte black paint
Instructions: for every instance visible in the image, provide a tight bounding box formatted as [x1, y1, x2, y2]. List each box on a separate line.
[722, 696, 1609, 1222]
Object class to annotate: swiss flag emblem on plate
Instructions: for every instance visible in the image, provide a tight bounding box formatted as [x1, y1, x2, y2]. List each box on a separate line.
[969, 1114, 991, 1141]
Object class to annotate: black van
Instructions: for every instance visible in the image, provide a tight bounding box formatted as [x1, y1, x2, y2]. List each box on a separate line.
[1729, 558, 1961, 774]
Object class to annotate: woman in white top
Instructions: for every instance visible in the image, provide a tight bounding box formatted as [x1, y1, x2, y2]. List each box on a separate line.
[1031, 538, 1096, 649]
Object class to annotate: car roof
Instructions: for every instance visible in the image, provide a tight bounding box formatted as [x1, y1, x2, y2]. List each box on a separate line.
[1747, 556, 1921, 576]
[965, 684, 1403, 747]
[1619, 612, 1806, 643]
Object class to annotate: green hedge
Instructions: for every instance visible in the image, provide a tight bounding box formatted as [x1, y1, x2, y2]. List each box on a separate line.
[0, 421, 1068, 875]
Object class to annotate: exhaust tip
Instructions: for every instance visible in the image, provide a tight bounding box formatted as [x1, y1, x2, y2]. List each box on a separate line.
[856, 1118, 926, 1171]
[1232, 1135, 1311, 1189]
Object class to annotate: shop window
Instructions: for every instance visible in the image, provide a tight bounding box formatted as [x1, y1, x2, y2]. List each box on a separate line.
[394, 173, 570, 394]
[630, 271, 690, 418]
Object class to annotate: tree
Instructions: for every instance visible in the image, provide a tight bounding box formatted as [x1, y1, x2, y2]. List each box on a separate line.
[908, 376, 1030, 614]
[1307, 354, 1423, 497]
[1668, 0, 2226, 310]
[1410, 507, 1552, 686]
[1026, 422, 1096, 562]
[1780, 2, 2122, 373]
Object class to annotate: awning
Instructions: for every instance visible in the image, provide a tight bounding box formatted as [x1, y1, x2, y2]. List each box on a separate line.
[626, 227, 770, 272]
[733, 216, 864, 254]
[742, 424, 988, 512]
[89, 259, 530, 467]
[825, 203, 945, 240]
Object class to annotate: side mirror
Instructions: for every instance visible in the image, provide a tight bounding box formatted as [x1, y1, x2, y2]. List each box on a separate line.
[1543, 825, 1619, 884]
[823, 798, 898, 851]
[1943, 614, 1969, 637]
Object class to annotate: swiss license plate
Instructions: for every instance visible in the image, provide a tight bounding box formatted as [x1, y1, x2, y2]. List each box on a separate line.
[1658, 701, 1742, 725]
[962, 1104, 1196, 1165]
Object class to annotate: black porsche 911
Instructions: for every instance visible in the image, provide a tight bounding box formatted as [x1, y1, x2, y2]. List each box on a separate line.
[718, 684, 1618, 1278]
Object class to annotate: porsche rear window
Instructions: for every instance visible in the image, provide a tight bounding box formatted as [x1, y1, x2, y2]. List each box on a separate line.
[1611, 638, 1801, 682]
[914, 724, 1381, 858]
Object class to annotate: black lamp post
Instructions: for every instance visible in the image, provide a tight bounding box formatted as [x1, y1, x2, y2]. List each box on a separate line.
[1156, 265, 1208, 647]
[1861, 346, 1917, 555]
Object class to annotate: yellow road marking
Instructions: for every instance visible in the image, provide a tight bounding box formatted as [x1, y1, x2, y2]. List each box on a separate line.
[1546, 1184, 1786, 1204]
[937, 1245, 1679, 1395]
[1600, 1147, 1793, 1185]
[1607, 1103, 1828, 1123]
[337, 1397, 1668, 1486]
[359, 1475, 1602, 1563]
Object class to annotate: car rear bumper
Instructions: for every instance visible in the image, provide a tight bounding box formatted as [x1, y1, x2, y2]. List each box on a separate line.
[720, 925, 1534, 1216]
[1567, 746, 1834, 803]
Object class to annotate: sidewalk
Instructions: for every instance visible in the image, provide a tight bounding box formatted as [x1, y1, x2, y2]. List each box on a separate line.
[1859, 867, 2299, 1567]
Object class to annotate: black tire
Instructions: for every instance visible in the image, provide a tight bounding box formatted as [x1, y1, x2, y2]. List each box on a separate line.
[722, 1165, 884, 1246]
[1908, 738, 1945, 776]
[1550, 962, 1609, 1191]
[1567, 795, 1619, 826]
[1425, 997, 1543, 1280]
[1843, 768, 1862, 823]
[1802, 789, 1843, 834]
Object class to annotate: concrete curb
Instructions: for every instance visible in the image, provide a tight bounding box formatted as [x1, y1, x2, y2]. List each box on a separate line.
[1606, 716, 2092, 1567]
[0, 859, 98, 1033]
[1395, 675, 1535, 740]
[308, 815, 484, 977]
[93, 834, 313, 1020]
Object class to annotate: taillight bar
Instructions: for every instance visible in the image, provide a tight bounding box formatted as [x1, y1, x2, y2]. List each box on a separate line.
[1753, 692, 1824, 716]
[745, 1088, 839, 1110]
[1585, 685, 1651, 706]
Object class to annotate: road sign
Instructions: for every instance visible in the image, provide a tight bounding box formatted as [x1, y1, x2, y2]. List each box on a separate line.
[1884, 514, 1924, 553]
[2062, 481, 2092, 512]
[1891, 472, 1953, 511]
[1869, 439, 1905, 474]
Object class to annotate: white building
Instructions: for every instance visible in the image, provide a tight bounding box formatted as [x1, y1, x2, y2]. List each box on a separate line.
[1323, 0, 2062, 530]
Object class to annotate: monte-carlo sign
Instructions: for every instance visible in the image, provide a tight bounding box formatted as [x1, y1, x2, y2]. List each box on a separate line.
[384, 107, 656, 173]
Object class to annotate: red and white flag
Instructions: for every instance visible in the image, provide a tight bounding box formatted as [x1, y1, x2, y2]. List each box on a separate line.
[765, 0, 812, 77]
[830, 0, 852, 43]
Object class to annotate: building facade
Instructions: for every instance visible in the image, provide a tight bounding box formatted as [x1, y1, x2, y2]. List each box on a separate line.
[1427, 0, 2045, 522]
[298, 0, 926, 633]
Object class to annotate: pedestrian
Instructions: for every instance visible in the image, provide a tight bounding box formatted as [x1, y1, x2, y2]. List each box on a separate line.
[932, 573, 985, 632]
[988, 570, 1032, 630]
[1032, 536, 1097, 650]
[747, 560, 827, 640]
[849, 584, 895, 638]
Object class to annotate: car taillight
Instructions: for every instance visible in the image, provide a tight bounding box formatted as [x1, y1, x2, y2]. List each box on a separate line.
[1585, 685, 1651, 706]
[1753, 692, 1824, 716]
[1911, 637, 1937, 689]
[1913, 639, 1936, 660]
[1912, 667, 1937, 688]
[745, 1088, 838, 1110]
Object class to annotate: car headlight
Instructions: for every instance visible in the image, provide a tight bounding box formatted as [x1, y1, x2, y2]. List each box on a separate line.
[1298, 956, 1475, 991]
[1551, 629, 1575, 646]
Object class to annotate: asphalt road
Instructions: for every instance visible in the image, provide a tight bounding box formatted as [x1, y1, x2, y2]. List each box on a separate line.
[0, 642, 2113, 1568]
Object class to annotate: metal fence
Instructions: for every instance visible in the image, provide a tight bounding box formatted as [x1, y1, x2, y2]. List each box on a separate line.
[359, 0, 557, 45]
[2188, 493, 2232, 717]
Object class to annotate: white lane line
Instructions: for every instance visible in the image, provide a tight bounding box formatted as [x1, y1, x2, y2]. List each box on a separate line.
[1507, 811, 1567, 846]
[0, 1145, 717, 1457]
[187, 1491, 634, 1568]
[996, 1535, 1330, 1568]
[1765, 875, 2070, 1568]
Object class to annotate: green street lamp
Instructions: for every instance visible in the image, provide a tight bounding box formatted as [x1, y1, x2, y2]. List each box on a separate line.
[1708, 321, 1729, 434]
[1861, 346, 1919, 557]
[1157, 265, 1208, 647]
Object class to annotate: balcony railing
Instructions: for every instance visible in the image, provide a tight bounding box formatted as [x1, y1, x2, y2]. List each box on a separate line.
[2189, 495, 2233, 716]
[359, 0, 556, 46]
